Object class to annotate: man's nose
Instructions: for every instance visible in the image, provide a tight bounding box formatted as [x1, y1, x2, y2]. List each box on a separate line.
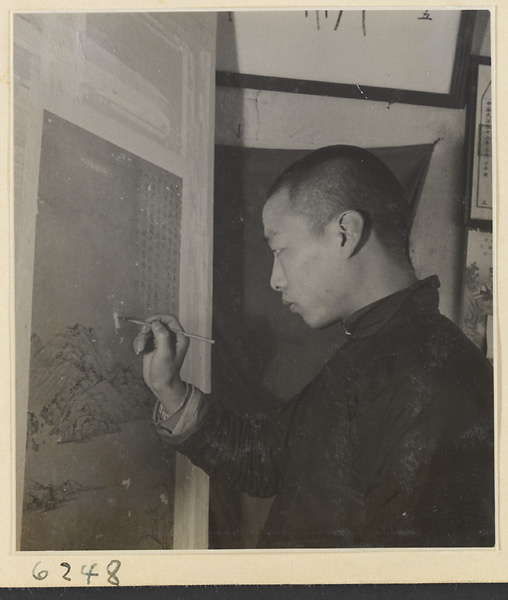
[270, 258, 286, 292]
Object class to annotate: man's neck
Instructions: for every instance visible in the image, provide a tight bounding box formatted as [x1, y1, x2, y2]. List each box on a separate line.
[345, 253, 417, 318]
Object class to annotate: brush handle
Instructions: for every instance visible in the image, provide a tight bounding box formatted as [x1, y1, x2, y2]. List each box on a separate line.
[120, 317, 215, 344]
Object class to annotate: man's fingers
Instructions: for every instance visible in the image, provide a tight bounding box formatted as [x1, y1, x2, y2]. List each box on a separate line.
[135, 316, 189, 397]
[146, 314, 185, 332]
[133, 325, 152, 355]
[135, 315, 189, 364]
[175, 331, 190, 356]
[144, 314, 189, 350]
[150, 320, 175, 360]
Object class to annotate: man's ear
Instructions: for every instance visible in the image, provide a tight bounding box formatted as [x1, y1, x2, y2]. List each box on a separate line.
[337, 211, 365, 257]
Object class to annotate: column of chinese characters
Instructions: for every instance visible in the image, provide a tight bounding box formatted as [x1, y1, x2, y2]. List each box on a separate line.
[477, 79, 492, 209]
[136, 165, 183, 316]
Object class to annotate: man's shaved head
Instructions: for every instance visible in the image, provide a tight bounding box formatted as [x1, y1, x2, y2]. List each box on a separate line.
[267, 145, 411, 259]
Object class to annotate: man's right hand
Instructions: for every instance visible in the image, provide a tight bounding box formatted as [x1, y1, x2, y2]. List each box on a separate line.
[133, 314, 190, 415]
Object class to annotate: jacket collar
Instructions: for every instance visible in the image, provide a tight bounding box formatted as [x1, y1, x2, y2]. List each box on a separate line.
[342, 275, 441, 339]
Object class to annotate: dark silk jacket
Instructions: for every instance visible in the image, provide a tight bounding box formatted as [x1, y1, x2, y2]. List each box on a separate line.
[159, 276, 495, 548]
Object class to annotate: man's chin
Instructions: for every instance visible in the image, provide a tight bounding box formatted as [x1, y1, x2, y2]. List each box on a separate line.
[301, 313, 342, 330]
[300, 315, 328, 330]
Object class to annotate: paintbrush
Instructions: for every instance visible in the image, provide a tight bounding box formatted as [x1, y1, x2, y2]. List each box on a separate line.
[118, 316, 215, 344]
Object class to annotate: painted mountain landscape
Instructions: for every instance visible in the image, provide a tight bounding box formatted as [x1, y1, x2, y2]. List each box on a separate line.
[21, 324, 176, 551]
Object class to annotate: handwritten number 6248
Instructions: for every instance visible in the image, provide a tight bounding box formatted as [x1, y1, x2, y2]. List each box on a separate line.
[32, 560, 121, 585]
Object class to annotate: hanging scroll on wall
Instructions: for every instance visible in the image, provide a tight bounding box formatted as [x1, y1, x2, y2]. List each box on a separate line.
[465, 57, 493, 223]
[216, 9, 478, 108]
[21, 111, 182, 551]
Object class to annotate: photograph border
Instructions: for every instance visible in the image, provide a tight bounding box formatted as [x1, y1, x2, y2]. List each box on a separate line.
[1, 0, 507, 589]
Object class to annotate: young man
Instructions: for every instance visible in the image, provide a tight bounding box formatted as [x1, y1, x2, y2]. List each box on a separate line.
[134, 145, 494, 548]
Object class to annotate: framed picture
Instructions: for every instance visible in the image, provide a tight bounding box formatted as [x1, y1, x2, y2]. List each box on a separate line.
[464, 56, 493, 224]
[216, 9, 477, 108]
[460, 228, 493, 360]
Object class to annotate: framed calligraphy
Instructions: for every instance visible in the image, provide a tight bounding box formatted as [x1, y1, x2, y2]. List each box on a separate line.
[464, 56, 493, 224]
[216, 9, 477, 108]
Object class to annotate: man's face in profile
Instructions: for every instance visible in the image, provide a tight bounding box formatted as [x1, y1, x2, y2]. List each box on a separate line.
[262, 187, 350, 329]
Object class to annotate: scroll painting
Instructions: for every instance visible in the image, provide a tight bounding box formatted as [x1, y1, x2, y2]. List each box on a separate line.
[21, 110, 183, 550]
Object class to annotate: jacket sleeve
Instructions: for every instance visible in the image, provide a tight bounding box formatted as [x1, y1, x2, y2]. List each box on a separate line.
[155, 388, 299, 498]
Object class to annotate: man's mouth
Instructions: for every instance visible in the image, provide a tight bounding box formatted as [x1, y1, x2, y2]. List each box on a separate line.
[282, 299, 297, 312]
